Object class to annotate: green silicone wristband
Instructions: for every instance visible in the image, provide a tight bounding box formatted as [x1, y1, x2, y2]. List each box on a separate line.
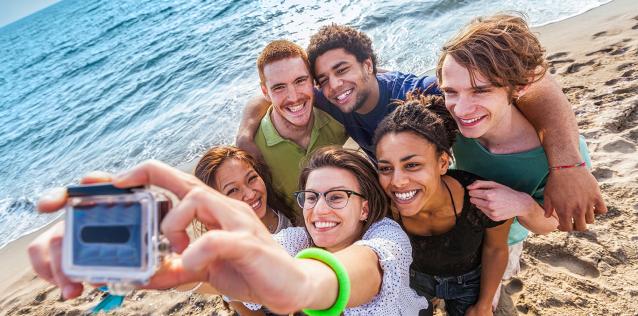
[295, 248, 351, 316]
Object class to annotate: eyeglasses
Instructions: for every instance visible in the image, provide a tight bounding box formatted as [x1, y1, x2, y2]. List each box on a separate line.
[293, 189, 366, 210]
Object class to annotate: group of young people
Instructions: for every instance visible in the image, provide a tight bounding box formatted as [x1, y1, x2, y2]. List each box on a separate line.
[28, 13, 606, 316]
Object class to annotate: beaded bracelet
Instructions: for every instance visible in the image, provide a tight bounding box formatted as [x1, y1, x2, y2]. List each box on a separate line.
[549, 161, 586, 171]
[295, 248, 351, 316]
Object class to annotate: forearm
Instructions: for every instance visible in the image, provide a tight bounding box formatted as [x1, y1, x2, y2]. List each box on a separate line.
[517, 75, 580, 165]
[235, 94, 270, 152]
[518, 202, 558, 235]
[296, 245, 381, 311]
[476, 245, 508, 308]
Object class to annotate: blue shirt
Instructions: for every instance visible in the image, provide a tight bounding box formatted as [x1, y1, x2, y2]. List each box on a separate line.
[315, 71, 439, 159]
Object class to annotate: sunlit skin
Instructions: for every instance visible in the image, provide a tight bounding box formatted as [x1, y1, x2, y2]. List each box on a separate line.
[314, 48, 379, 115]
[439, 56, 539, 154]
[261, 57, 314, 128]
[214, 158, 277, 229]
[302, 167, 369, 252]
[376, 132, 462, 235]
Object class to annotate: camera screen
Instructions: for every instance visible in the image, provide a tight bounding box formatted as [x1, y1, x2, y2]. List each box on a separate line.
[72, 202, 143, 268]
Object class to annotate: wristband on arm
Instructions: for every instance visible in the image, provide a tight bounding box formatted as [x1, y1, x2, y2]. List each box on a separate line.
[295, 248, 351, 316]
[549, 161, 586, 171]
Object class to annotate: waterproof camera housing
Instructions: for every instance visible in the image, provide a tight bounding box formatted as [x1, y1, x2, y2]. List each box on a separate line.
[62, 183, 170, 294]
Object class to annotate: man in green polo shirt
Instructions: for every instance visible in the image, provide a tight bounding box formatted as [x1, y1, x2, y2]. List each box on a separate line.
[254, 40, 348, 211]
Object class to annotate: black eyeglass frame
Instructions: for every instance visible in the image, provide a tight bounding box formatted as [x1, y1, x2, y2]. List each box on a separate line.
[292, 189, 366, 210]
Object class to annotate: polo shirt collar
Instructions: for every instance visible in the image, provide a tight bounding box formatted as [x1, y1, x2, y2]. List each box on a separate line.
[260, 106, 328, 148]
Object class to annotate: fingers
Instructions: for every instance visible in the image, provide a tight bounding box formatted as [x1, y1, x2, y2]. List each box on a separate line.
[467, 180, 502, 190]
[80, 171, 113, 184]
[144, 256, 205, 289]
[572, 208, 588, 231]
[28, 225, 60, 283]
[37, 188, 68, 213]
[543, 196, 554, 219]
[555, 207, 573, 232]
[161, 187, 260, 253]
[468, 188, 490, 200]
[181, 230, 255, 272]
[585, 205, 595, 224]
[113, 160, 202, 199]
[594, 197, 608, 215]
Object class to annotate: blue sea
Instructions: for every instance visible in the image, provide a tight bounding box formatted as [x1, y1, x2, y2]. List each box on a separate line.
[0, 0, 611, 249]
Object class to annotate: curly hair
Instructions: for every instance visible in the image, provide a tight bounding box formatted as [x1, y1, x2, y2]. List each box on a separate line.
[306, 24, 377, 77]
[194, 146, 298, 234]
[298, 147, 389, 236]
[436, 13, 547, 100]
[373, 92, 458, 158]
[257, 40, 310, 84]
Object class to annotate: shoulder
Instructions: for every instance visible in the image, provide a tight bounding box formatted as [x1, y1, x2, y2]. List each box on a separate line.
[446, 169, 484, 187]
[357, 218, 412, 260]
[378, 71, 440, 97]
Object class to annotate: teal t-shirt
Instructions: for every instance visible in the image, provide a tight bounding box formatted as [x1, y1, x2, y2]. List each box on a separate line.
[451, 135, 591, 245]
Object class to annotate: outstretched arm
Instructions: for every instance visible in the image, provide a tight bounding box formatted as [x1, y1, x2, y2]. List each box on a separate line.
[235, 94, 270, 159]
[517, 74, 606, 231]
[29, 161, 383, 314]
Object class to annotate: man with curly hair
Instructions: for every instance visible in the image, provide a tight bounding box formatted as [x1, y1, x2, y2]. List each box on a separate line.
[236, 23, 605, 233]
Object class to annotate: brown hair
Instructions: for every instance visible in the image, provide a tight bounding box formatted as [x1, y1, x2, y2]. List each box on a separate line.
[374, 92, 458, 158]
[257, 40, 311, 84]
[307, 24, 378, 77]
[436, 13, 547, 100]
[194, 146, 297, 233]
[298, 147, 389, 237]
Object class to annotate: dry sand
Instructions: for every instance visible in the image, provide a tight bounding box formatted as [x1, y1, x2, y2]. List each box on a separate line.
[1, 0, 637, 314]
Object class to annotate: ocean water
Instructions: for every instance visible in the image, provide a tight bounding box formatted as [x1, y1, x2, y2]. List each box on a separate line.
[0, 0, 611, 249]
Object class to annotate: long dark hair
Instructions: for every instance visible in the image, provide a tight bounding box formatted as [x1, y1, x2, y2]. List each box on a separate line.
[194, 146, 298, 230]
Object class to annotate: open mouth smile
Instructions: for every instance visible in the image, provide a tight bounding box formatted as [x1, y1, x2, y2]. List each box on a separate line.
[334, 89, 353, 104]
[392, 189, 420, 204]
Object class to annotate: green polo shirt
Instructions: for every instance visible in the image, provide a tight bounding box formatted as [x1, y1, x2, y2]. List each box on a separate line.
[256, 107, 348, 212]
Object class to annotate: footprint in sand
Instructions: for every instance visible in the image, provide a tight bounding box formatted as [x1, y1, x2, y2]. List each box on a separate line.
[540, 253, 601, 278]
[564, 60, 595, 74]
[592, 167, 614, 181]
[505, 278, 524, 294]
[547, 51, 569, 60]
[592, 31, 608, 39]
[602, 139, 636, 153]
[617, 63, 634, 71]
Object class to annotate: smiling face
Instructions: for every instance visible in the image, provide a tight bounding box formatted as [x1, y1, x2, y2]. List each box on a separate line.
[214, 158, 268, 219]
[314, 48, 377, 114]
[376, 132, 449, 217]
[303, 167, 369, 252]
[261, 57, 314, 128]
[439, 55, 513, 141]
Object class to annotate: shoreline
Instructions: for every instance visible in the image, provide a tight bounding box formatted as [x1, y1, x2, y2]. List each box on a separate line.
[1, 0, 637, 314]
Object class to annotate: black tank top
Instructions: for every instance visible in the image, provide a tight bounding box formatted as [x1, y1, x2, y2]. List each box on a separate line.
[400, 169, 505, 277]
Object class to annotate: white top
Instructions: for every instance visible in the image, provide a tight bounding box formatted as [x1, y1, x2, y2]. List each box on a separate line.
[245, 218, 429, 315]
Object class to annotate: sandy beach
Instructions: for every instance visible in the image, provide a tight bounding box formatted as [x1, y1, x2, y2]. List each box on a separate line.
[1, 0, 637, 315]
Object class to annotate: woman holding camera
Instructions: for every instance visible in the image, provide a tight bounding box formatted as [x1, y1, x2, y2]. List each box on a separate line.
[29, 148, 427, 315]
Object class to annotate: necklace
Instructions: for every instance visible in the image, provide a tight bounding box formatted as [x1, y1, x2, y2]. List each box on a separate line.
[265, 207, 280, 233]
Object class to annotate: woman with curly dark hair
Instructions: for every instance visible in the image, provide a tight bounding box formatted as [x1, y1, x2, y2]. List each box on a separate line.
[375, 92, 511, 316]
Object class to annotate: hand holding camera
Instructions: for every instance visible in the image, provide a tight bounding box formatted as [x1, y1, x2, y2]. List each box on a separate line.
[28, 160, 315, 314]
